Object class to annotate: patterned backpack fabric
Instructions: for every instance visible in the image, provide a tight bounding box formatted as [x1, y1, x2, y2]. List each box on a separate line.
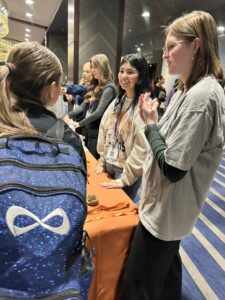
[0, 134, 93, 299]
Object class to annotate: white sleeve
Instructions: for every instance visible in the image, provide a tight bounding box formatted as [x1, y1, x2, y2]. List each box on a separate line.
[97, 101, 115, 168]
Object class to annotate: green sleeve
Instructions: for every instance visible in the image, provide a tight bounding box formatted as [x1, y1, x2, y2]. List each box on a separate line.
[145, 125, 187, 182]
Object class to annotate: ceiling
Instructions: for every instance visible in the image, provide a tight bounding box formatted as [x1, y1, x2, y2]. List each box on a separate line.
[4, 0, 62, 43]
[123, 0, 225, 55]
[3, 0, 225, 58]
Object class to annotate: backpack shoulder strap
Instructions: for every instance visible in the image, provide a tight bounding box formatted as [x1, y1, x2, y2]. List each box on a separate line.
[46, 118, 65, 140]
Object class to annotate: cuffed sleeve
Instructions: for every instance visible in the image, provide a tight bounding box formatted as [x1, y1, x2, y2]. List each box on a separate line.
[145, 125, 187, 182]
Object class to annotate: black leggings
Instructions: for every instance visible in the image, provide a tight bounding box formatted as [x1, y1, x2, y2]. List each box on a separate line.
[119, 222, 182, 300]
[85, 132, 99, 159]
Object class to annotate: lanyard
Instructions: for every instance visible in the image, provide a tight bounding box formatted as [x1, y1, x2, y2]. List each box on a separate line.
[113, 95, 132, 139]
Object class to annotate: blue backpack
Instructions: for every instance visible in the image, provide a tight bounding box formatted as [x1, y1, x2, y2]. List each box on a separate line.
[0, 134, 93, 299]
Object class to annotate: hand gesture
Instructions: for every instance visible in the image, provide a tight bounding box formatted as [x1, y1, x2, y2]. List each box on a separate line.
[65, 94, 73, 102]
[139, 92, 159, 125]
[94, 164, 104, 175]
[64, 116, 80, 131]
[61, 87, 67, 94]
[100, 180, 122, 189]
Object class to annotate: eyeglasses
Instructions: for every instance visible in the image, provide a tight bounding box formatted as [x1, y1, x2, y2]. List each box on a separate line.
[162, 40, 186, 54]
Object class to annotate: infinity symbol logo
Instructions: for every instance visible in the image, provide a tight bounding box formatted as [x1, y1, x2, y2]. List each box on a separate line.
[6, 206, 70, 237]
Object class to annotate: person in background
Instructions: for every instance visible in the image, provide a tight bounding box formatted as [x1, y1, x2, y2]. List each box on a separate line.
[62, 62, 93, 130]
[63, 62, 93, 108]
[151, 75, 167, 117]
[164, 77, 179, 109]
[65, 54, 116, 159]
[119, 11, 225, 300]
[151, 75, 166, 99]
[95, 53, 150, 202]
[0, 41, 85, 165]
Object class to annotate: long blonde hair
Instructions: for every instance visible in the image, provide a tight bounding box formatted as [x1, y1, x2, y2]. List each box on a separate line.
[85, 54, 113, 103]
[79, 62, 93, 85]
[165, 11, 224, 90]
[0, 42, 62, 137]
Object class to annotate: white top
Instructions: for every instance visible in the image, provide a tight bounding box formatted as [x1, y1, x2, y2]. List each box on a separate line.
[97, 96, 149, 186]
[140, 76, 225, 241]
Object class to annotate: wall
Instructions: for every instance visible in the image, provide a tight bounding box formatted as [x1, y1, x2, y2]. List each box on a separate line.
[219, 35, 225, 71]
[78, 0, 120, 80]
[47, 33, 68, 76]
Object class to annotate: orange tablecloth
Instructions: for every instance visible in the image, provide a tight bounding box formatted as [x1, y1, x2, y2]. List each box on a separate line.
[84, 151, 139, 300]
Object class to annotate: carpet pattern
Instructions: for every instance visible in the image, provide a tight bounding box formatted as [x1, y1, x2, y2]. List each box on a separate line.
[181, 153, 225, 300]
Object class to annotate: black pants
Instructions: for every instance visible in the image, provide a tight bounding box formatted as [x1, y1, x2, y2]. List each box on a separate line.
[119, 222, 182, 300]
[85, 130, 99, 160]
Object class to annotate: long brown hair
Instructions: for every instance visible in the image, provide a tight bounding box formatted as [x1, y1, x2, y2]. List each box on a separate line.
[85, 54, 113, 103]
[165, 11, 224, 90]
[0, 41, 62, 136]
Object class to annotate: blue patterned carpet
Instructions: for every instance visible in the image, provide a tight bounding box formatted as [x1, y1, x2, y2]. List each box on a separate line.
[181, 152, 225, 300]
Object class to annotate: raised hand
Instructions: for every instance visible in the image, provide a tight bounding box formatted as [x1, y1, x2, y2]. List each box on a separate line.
[138, 92, 159, 125]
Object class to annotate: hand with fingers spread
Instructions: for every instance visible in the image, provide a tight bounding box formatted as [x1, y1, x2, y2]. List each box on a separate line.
[139, 92, 159, 125]
[94, 164, 104, 175]
[100, 180, 123, 189]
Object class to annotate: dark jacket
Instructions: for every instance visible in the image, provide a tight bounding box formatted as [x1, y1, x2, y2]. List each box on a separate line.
[26, 104, 86, 168]
[68, 82, 117, 131]
[65, 83, 88, 106]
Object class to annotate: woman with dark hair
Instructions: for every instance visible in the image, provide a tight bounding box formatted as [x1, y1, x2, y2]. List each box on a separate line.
[95, 53, 150, 201]
[151, 75, 167, 117]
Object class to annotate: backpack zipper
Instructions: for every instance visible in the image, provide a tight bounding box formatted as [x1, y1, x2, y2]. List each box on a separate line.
[0, 158, 86, 177]
[0, 183, 87, 210]
[40, 289, 82, 300]
[0, 289, 82, 300]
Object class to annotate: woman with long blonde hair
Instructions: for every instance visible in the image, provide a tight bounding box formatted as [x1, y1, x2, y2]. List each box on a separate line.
[66, 53, 116, 158]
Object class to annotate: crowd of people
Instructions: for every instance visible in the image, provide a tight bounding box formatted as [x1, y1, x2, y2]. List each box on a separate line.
[0, 9, 224, 300]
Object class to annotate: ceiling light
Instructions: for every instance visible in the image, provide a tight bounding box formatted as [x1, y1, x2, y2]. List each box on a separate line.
[26, 12, 33, 18]
[140, 43, 143, 46]
[25, 0, 34, 4]
[25, 33, 30, 37]
[217, 26, 225, 32]
[137, 47, 141, 52]
[128, 29, 132, 32]
[25, 28, 31, 32]
[25, 38, 29, 41]
[142, 11, 150, 18]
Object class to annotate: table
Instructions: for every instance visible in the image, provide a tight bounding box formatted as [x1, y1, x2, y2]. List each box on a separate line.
[84, 151, 139, 300]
